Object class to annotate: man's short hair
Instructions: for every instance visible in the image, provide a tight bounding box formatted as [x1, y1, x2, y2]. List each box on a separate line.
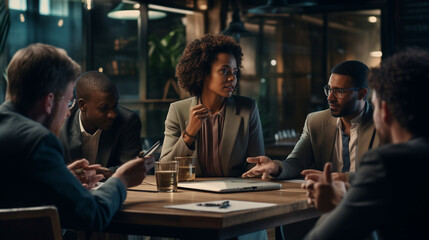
[6, 43, 81, 111]
[368, 48, 429, 137]
[75, 71, 117, 100]
[331, 60, 369, 88]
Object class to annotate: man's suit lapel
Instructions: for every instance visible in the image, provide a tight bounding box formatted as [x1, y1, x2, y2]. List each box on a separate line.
[69, 110, 83, 161]
[322, 114, 337, 170]
[220, 97, 241, 176]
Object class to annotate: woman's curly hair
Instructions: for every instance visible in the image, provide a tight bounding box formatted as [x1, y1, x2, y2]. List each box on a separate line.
[175, 34, 243, 96]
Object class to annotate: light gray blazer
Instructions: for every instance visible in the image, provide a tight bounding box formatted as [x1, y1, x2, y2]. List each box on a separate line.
[275, 102, 380, 181]
[160, 95, 265, 177]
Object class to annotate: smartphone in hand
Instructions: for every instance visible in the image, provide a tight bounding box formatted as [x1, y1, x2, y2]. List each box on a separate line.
[138, 141, 161, 158]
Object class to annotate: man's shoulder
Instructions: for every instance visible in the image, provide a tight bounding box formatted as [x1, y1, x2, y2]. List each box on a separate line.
[0, 106, 54, 155]
[363, 137, 429, 166]
[378, 137, 429, 155]
[111, 106, 142, 132]
[307, 109, 332, 121]
[0, 106, 51, 139]
[117, 105, 139, 120]
[362, 102, 375, 125]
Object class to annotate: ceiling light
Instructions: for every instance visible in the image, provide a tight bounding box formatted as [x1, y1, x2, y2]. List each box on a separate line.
[107, 1, 167, 20]
[370, 51, 382, 57]
[368, 16, 377, 23]
[248, 0, 289, 14]
[247, 0, 317, 15]
[148, 4, 195, 15]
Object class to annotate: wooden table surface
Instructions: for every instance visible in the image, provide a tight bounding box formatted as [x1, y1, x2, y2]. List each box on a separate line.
[105, 176, 320, 239]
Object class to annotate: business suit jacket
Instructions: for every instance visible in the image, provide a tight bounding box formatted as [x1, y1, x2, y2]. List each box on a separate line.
[0, 101, 126, 231]
[59, 106, 142, 172]
[276, 102, 380, 180]
[160, 95, 265, 177]
[304, 137, 429, 240]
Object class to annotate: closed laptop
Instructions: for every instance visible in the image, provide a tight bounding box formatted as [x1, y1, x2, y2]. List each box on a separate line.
[178, 178, 282, 193]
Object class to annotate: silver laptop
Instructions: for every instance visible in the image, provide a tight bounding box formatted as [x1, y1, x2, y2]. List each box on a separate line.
[178, 178, 282, 193]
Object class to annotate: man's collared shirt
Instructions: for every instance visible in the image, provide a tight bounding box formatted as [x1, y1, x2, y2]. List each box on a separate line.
[79, 111, 102, 165]
[332, 109, 364, 172]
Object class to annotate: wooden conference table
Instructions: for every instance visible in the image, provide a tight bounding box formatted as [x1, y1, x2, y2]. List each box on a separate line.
[104, 176, 320, 240]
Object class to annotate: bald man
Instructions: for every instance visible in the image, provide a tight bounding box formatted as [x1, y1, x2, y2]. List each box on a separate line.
[60, 71, 142, 176]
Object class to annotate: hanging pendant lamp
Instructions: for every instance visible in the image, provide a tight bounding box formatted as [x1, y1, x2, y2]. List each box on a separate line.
[248, 0, 318, 15]
[221, 0, 251, 42]
[107, 0, 167, 20]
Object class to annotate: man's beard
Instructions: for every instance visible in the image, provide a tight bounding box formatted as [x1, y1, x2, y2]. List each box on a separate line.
[330, 107, 354, 118]
[43, 103, 63, 137]
[329, 100, 358, 118]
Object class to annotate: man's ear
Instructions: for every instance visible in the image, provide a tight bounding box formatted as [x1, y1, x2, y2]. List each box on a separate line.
[78, 98, 86, 112]
[42, 93, 55, 115]
[358, 88, 368, 100]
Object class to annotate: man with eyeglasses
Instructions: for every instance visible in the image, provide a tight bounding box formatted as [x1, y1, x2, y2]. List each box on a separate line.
[303, 48, 429, 240]
[243, 60, 380, 183]
[0, 43, 154, 231]
[60, 71, 143, 179]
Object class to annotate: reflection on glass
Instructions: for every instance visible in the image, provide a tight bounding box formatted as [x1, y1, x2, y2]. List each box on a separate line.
[239, 9, 380, 142]
[328, 10, 381, 68]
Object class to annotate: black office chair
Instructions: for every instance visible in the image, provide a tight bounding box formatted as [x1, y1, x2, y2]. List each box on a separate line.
[0, 205, 62, 240]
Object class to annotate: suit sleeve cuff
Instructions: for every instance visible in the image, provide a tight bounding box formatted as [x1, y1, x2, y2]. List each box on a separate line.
[269, 160, 284, 180]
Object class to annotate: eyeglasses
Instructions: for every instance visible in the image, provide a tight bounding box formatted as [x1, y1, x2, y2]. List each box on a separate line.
[67, 98, 77, 110]
[56, 96, 76, 110]
[323, 85, 360, 99]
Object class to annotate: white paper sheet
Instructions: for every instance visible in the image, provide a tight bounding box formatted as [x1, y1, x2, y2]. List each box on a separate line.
[164, 200, 277, 213]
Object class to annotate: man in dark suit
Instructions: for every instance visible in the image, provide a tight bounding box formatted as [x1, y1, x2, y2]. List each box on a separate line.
[0, 43, 154, 231]
[60, 71, 142, 177]
[303, 48, 429, 239]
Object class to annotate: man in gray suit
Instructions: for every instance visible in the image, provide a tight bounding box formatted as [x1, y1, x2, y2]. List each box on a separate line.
[243, 60, 380, 182]
[60, 71, 142, 177]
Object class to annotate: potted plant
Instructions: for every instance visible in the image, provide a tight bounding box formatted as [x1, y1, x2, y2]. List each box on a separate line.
[147, 23, 186, 99]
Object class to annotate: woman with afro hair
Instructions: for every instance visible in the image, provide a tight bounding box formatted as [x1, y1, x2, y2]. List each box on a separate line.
[160, 34, 265, 178]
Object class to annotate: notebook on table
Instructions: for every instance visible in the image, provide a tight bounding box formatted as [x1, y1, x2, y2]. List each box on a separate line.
[178, 178, 282, 193]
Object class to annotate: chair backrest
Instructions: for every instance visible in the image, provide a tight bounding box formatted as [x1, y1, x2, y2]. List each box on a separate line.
[0, 205, 62, 240]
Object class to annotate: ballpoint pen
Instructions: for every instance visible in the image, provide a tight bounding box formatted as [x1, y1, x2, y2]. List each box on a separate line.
[197, 201, 230, 208]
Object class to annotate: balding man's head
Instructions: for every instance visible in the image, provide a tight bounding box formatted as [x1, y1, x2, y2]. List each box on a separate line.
[76, 71, 117, 100]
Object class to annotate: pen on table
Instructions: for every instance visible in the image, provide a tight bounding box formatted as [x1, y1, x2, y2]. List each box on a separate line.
[197, 201, 230, 208]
